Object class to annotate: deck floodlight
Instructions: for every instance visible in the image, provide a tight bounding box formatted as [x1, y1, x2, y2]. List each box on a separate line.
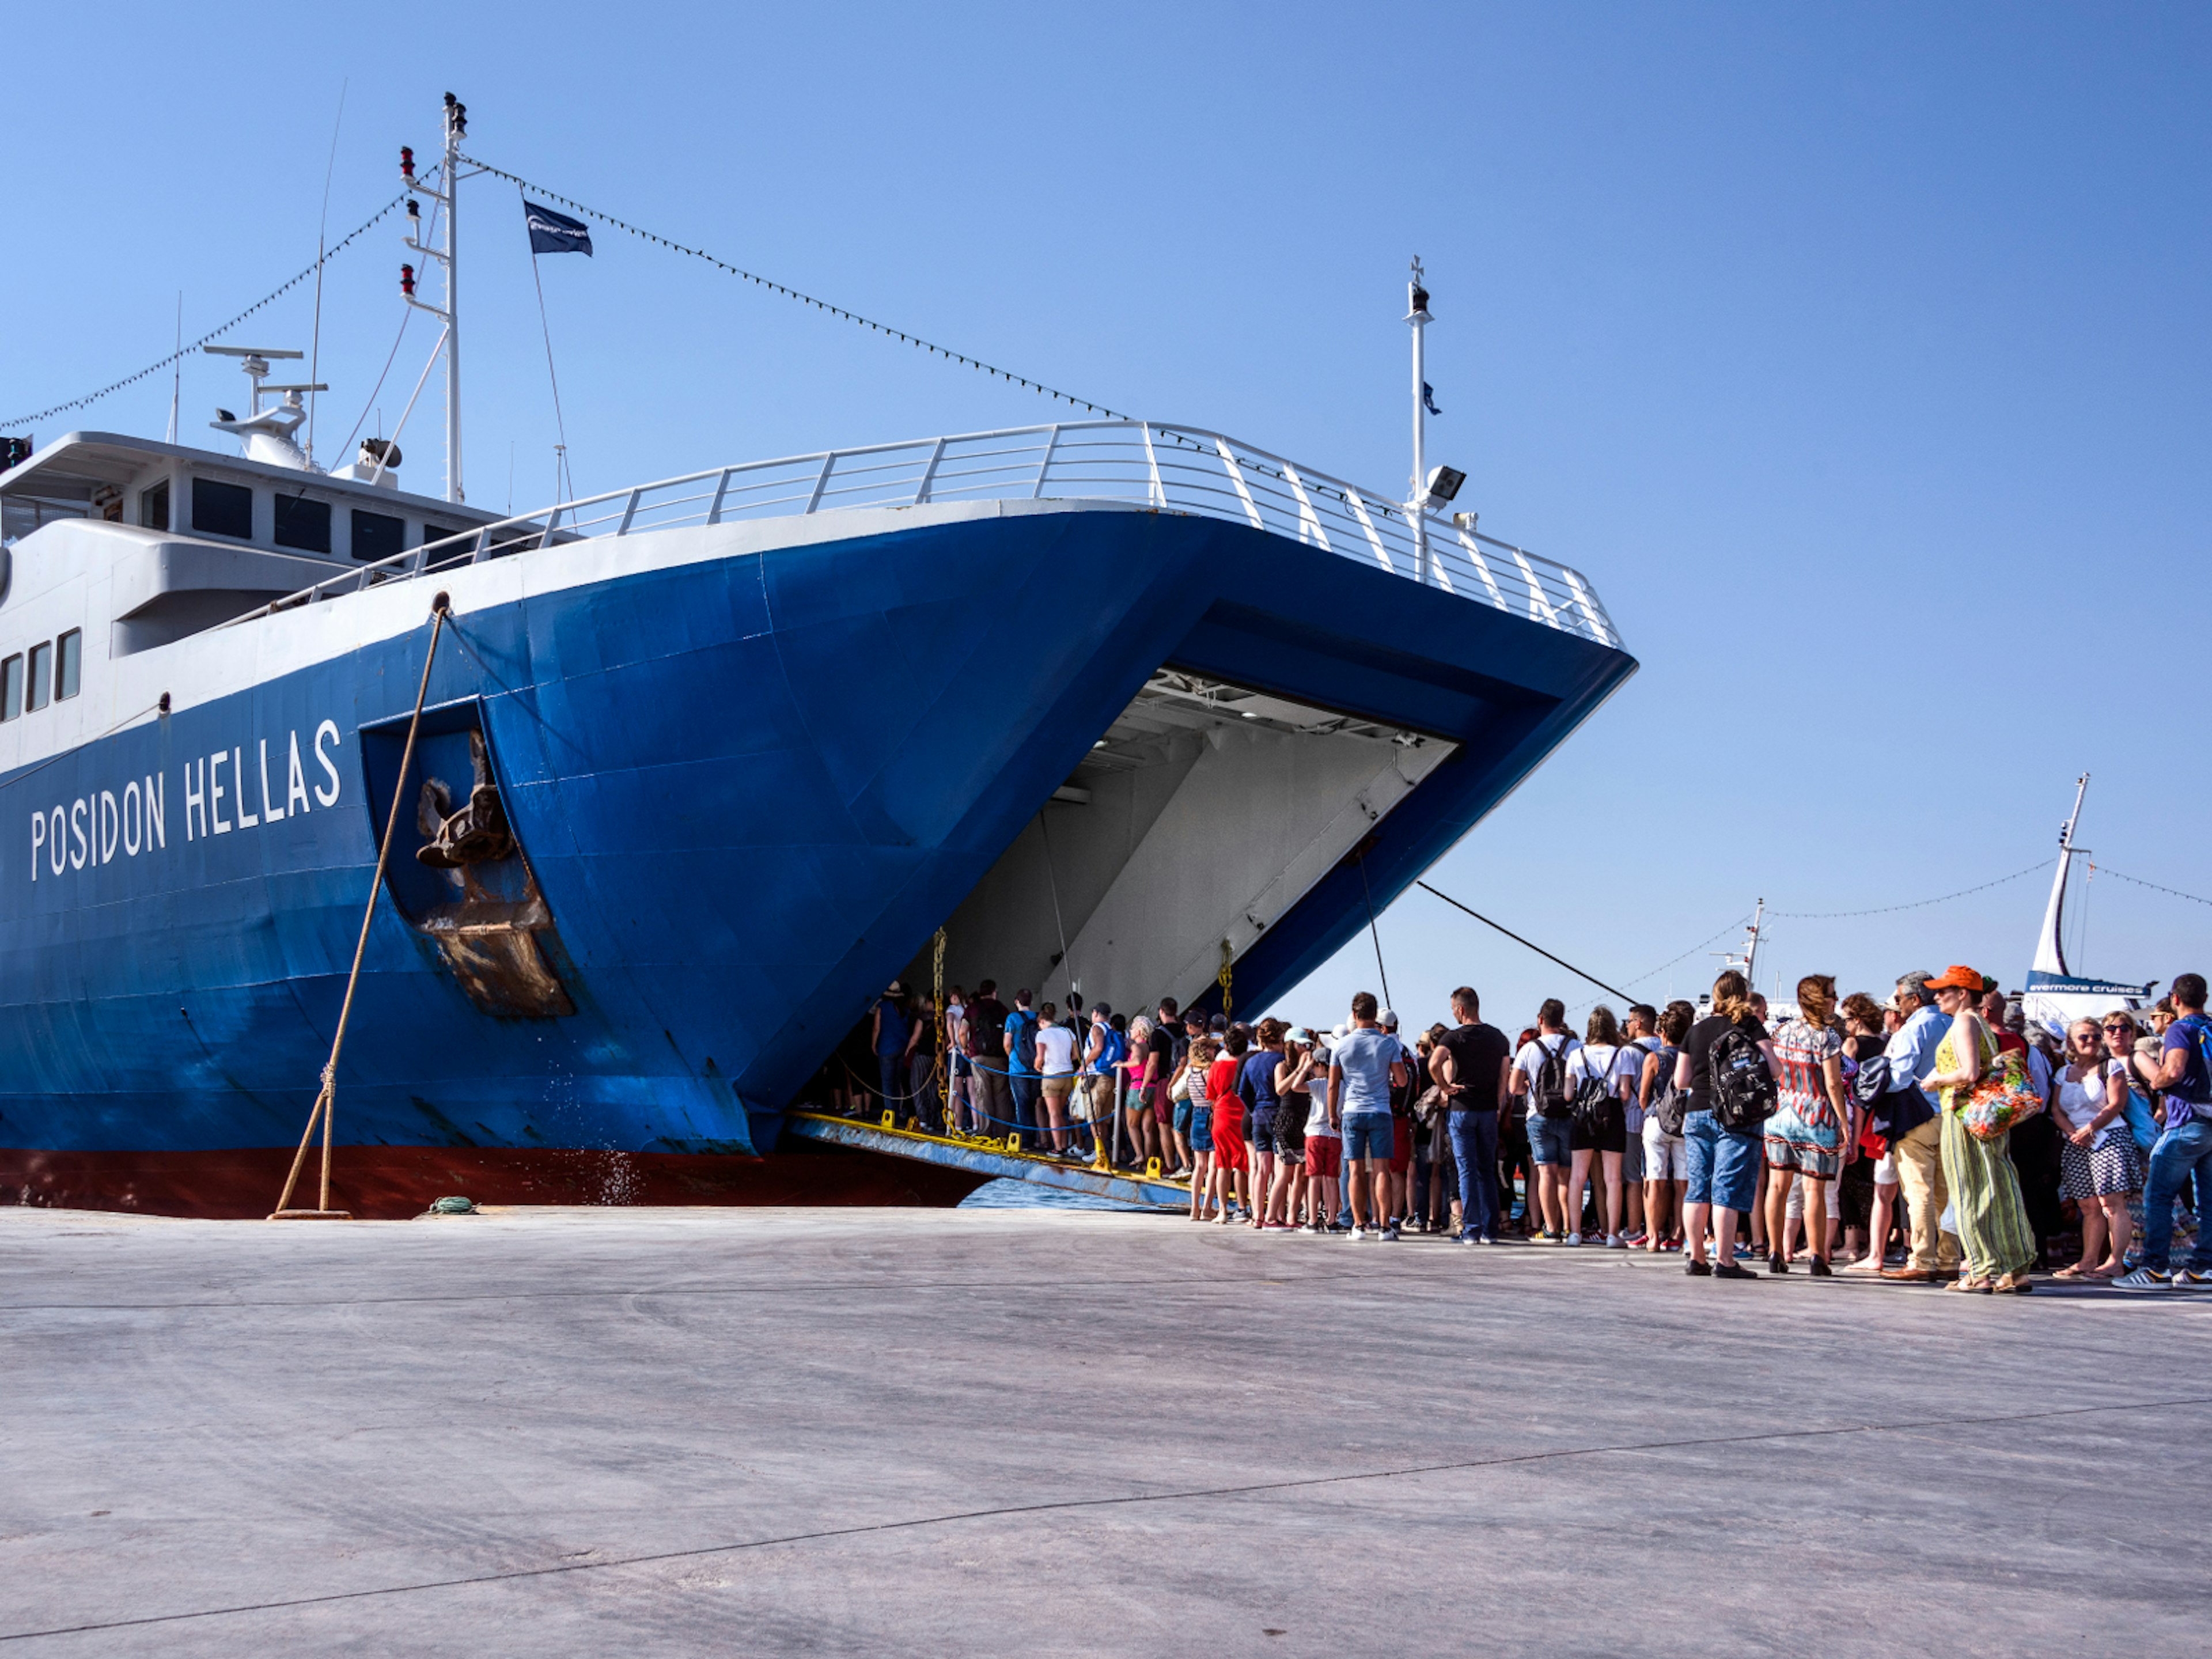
[1423, 465, 1465, 507]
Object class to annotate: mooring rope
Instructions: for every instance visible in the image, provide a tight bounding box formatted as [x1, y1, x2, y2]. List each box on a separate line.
[270, 594, 450, 1218]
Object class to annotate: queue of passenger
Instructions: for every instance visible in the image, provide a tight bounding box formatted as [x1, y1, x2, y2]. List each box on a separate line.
[848, 964, 2212, 1289]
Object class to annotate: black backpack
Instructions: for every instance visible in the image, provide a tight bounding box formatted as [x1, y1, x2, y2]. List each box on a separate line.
[1571, 1045, 1619, 1135]
[1709, 1025, 1778, 1130]
[1648, 1042, 1687, 1137]
[1532, 1036, 1575, 1120]
[967, 999, 1007, 1064]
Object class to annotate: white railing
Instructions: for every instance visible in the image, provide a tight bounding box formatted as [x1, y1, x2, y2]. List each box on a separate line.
[229, 421, 1620, 647]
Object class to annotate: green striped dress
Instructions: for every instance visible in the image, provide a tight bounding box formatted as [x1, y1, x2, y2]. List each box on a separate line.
[1936, 1018, 2035, 1281]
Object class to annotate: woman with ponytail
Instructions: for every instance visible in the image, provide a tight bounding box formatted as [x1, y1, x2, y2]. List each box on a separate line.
[1674, 970, 1780, 1280]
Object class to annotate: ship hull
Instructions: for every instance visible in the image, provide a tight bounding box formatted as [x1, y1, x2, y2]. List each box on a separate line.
[1, 497, 1633, 1217]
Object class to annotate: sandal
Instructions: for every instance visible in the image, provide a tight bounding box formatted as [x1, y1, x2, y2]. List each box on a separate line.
[1993, 1274, 2036, 1294]
[2051, 1264, 2089, 1281]
[1948, 1277, 1993, 1293]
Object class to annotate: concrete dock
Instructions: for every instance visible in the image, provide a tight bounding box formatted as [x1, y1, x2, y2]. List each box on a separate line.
[4, 1204, 2207, 1655]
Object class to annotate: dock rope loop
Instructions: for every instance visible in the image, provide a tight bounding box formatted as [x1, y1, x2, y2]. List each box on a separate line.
[270, 594, 451, 1219]
[1217, 940, 1233, 1020]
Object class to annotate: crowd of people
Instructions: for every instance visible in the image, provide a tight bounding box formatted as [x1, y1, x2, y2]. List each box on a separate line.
[846, 964, 2212, 1290]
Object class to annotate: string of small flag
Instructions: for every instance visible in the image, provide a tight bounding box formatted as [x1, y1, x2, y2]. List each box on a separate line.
[0, 193, 410, 431]
[2088, 863, 2212, 910]
[463, 154, 1132, 421]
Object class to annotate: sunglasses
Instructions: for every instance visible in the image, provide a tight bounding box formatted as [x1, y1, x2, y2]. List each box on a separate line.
[2103, 1023, 2134, 1033]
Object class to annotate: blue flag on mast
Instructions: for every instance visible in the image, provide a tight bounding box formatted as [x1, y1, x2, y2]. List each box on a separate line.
[524, 201, 593, 257]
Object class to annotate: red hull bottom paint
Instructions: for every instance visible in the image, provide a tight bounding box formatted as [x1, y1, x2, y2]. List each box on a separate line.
[0, 1143, 987, 1221]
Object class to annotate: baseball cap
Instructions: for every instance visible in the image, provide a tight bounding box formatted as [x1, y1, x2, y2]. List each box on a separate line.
[1924, 965, 1984, 991]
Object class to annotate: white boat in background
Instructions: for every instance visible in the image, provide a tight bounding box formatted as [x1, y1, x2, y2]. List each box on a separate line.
[2021, 775, 2153, 1036]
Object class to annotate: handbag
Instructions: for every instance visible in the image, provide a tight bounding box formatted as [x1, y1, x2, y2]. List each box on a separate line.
[1952, 1048, 2045, 1142]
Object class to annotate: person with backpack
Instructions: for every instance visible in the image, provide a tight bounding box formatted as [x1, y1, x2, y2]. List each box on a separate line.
[1002, 990, 1042, 1153]
[2115, 971, 2212, 1290]
[1511, 999, 1582, 1243]
[1675, 970, 1778, 1279]
[1639, 1001, 1693, 1252]
[1619, 1004, 1661, 1243]
[1562, 1006, 1633, 1247]
[1241, 1020, 1290, 1229]
[1432, 986, 1512, 1245]
[1838, 993, 1902, 1274]
[1080, 1003, 1125, 1163]
[870, 982, 912, 1114]
[1919, 964, 2036, 1294]
[1762, 975, 1852, 1276]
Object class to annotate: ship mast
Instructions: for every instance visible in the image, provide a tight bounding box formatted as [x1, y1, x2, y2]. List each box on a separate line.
[400, 93, 468, 503]
[1407, 257, 1431, 585]
[2032, 774, 2089, 977]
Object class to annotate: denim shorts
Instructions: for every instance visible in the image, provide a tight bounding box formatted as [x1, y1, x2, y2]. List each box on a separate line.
[1527, 1113, 1573, 1167]
[1684, 1108, 1760, 1213]
[1342, 1113, 1394, 1162]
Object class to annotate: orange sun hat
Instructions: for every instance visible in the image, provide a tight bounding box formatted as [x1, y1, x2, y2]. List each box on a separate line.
[1923, 964, 1984, 991]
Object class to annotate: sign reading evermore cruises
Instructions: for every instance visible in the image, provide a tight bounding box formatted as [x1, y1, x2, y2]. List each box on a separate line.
[29, 720, 343, 879]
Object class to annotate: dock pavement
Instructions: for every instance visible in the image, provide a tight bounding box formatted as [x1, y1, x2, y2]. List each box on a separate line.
[3, 1203, 2206, 1655]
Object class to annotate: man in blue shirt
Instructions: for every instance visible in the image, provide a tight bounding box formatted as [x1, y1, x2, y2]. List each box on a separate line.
[2118, 971, 2212, 1290]
[1880, 971, 1961, 1282]
[1328, 991, 1409, 1241]
[1002, 990, 1041, 1153]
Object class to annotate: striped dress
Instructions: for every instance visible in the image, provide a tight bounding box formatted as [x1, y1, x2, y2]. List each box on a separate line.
[1936, 1017, 2035, 1280]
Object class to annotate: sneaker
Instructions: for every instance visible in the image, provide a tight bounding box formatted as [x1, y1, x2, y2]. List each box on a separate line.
[1479, 1234, 1501, 1246]
[1684, 1259, 1712, 1277]
[1563, 1233, 1584, 1247]
[1381, 1224, 1400, 1242]
[1734, 1243, 1755, 1260]
[1605, 1233, 1627, 1249]
[2176, 1269, 2212, 1290]
[1452, 1232, 1476, 1247]
[1623, 1231, 1648, 1247]
[2112, 1266, 2171, 1290]
[1347, 1227, 1371, 1243]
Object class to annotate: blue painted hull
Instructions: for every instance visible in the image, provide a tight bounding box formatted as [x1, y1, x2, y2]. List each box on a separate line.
[0, 503, 1633, 1214]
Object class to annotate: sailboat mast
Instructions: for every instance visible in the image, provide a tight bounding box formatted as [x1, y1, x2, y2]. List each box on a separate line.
[2032, 773, 2089, 976]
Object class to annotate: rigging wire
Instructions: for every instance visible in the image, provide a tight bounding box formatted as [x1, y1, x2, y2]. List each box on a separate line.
[1415, 880, 1628, 1001]
[2088, 863, 2212, 910]
[1765, 859, 2054, 920]
[2, 194, 407, 430]
[521, 184, 576, 502]
[1357, 858, 1394, 1012]
[306, 78, 349, 468]
[332, 168, 445, 465]
[457, 153, 1131, 421]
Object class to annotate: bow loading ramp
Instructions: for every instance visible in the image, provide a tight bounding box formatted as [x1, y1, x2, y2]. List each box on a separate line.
[782, 1109, 1191, 1209]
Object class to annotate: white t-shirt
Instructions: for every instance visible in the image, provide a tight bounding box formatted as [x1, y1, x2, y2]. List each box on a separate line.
[1036, 1025, 1077, 1077]
[1620, 1037, 1661, 1132]
[1514, 1033, 1582, 1122]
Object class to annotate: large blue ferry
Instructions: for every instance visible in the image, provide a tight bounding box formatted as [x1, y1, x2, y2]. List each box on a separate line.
[0, 110, 1634, 1218]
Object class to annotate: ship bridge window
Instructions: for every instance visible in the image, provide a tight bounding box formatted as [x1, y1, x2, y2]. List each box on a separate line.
[141, 479, 171, 532]
[274, 494, 332, 555]
[352, 508, 404, 563]
[191, 478, 254, 541]
[0, 654, 20, 721]
[25, 642, 50, 711]
[55, 630, 81, 701]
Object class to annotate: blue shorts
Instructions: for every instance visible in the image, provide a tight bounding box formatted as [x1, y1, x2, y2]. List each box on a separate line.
[1342, 1114, 1393, 1162]
[1684, 1108, 1760, 1213]
[1188, 1105, 1214, 1153]
[1173, 1101, 1192, 1139]
[1527, 1113, 1573, 1167]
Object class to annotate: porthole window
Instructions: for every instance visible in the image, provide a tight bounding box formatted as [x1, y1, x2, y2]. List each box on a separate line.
[55, 630, 81, 701]
[274, 494, 332, 555]
[191, 478, 254, 541]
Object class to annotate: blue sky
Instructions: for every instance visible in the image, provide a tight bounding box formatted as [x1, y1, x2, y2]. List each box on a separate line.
[4, 3, 2206, 1031]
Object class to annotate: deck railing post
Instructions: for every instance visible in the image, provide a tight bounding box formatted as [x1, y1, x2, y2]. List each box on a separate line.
[706, 468, 732, 525]
[1030, 426, 1062, 499]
